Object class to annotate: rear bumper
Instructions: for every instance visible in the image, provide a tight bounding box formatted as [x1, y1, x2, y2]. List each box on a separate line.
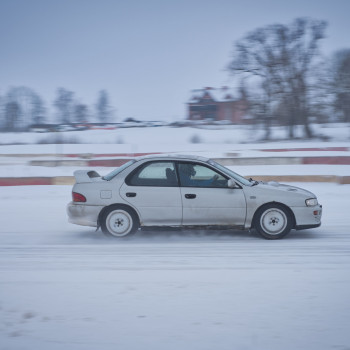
[66, 202, 103, 227]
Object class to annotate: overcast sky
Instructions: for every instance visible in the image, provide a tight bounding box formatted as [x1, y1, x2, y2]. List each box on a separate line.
[1, 0, 349, 122]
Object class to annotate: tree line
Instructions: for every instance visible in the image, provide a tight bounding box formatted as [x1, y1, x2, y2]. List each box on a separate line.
[1, 18, 349, 137]
[0, 88, 113, 131]
[228, 17, 350, 139]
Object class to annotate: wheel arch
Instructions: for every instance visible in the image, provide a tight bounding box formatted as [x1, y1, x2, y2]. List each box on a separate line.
[251, 201, 296, 229]
[98, 203, 140, 227]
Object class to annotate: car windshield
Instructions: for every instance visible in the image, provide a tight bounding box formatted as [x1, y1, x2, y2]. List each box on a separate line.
[208, 160, 252, 186]
[102, 160, 136, 181]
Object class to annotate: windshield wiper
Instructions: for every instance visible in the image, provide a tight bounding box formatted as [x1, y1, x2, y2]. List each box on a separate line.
[249, 178, 259, 186]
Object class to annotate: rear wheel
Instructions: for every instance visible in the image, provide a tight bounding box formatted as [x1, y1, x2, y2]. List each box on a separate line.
[101, 206, 139, 237]
[254, 204, 293, 239]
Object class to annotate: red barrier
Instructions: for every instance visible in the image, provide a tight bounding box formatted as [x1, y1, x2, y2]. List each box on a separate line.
[87, 159, 131, 167]
[302, 156, 350, 165]
[261, 147, 348, 152]
[66, 152, 159, 158]
[0, 177, 52, 186]
[1, 174, 349, 186]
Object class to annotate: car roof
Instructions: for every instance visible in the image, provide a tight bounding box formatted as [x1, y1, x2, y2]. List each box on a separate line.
[134, 154, 210, 163]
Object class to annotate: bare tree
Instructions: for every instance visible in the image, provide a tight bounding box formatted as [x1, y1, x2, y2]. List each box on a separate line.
[0, 93, 3, 130]
[228, 18, 327, 139]
[96, 90, 112, 123]
[332, 49, 350, 126]
[3, 86, 46, 131]
[74, 104, 89, 123]
[31, 94, 46, 125]
[54, 88, 75, 124]
[5, 101, 21, 131]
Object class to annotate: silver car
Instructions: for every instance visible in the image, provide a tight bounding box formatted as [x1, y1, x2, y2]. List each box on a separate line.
[67, 155, 322, 239]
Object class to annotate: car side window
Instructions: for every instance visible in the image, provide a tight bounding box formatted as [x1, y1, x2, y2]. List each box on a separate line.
[127, 162, 178, 187]
[177, 162, 228, 188]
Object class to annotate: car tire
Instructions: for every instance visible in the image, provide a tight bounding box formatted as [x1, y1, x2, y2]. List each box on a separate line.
[101, 205, 139, 237]
[254, 203, 293, 240]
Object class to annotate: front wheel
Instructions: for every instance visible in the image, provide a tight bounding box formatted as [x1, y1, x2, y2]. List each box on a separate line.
[254, 204, 293, 239]
[101, 206, 139, 237]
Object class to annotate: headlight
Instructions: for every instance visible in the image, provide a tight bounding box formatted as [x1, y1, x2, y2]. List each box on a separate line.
[305, 198, 318, 207]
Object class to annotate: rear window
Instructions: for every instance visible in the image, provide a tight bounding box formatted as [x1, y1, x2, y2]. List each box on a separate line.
[102, 160, 136, 181]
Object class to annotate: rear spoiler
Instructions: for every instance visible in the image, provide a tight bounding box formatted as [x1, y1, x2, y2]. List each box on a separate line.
[74, 170, 101, 183]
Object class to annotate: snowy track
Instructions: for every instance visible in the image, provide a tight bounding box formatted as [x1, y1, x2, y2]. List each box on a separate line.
[1, 185, 350, 350]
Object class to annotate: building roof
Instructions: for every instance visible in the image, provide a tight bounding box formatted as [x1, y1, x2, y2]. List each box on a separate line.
[188, 87, 238, 104]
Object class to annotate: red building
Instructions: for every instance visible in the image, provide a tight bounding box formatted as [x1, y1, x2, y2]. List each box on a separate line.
[188, 87, 248, 123]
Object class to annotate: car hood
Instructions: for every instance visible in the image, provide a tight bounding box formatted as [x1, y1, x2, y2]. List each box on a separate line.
[256, 181, 316, 198]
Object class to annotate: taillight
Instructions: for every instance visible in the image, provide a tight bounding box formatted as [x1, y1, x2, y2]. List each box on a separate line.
[72, 192, 86, 202]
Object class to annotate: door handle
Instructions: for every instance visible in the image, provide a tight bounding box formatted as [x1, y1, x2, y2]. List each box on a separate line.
[126, 192, 137, 197]
[185, 194, 196, 199]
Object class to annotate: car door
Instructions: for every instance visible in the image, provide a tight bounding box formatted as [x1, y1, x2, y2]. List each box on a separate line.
[177, 161, 247, 226]
[120, 161, 182, 226]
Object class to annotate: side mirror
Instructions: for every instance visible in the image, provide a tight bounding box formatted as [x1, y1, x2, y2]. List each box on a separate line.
[228, 179, 237, 189]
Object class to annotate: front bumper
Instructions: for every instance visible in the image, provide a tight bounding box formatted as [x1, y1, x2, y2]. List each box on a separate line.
[292, 204, 322, 229]
[66, 202, 104, 227]
[296, 223, 321, 230]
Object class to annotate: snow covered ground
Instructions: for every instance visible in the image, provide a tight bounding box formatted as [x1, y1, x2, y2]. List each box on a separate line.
[1, 124, 350, 179]
[1, 183, 350, 350]
[1, 123, 349, 148]
[1, 124, 349, 349]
